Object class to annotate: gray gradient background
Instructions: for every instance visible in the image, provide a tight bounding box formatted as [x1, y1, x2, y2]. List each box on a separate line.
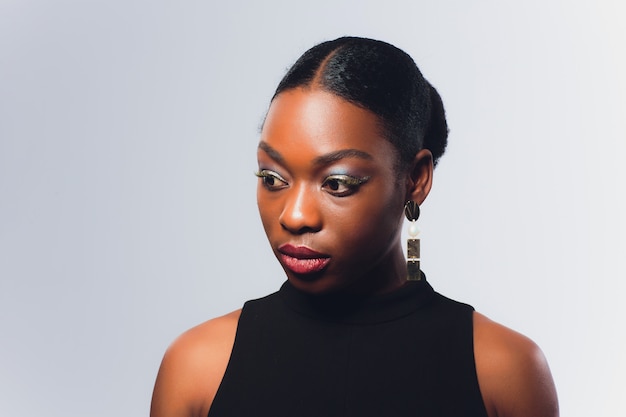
[1, 1, 625, 416]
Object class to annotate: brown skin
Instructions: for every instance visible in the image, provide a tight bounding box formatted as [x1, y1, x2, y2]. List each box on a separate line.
[150, 88, 559, 417]
[256, 87, 419, 295]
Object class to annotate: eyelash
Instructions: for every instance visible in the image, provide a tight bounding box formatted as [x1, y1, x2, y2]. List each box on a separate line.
[322, 174, 370, 197]
[254, 170, 370, 197]
[254, 169, 288, 190]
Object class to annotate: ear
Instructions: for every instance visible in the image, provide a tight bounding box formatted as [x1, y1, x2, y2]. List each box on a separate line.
[405, 149, 433, 205]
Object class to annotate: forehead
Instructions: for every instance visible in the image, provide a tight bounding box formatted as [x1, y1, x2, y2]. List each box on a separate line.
[259, 88, 397, 165]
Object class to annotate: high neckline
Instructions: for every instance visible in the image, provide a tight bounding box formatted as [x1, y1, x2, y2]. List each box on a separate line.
[278, 273, 436, 325]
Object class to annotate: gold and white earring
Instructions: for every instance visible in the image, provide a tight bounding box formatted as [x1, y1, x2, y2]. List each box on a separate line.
[404, 201, 421, 281]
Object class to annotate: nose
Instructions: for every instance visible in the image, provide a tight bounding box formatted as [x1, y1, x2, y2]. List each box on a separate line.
[279, 183, 322, 234]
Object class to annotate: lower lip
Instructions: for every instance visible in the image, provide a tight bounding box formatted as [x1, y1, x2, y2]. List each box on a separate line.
[279, 254, 330, 274]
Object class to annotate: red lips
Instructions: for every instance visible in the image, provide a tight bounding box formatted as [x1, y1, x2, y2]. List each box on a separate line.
[278, 244, 330, 274]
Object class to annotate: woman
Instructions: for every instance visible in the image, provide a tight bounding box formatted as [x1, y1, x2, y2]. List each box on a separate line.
[151, 37, 559, 417]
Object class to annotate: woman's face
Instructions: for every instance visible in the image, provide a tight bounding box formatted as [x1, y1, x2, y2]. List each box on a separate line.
[257, 88, 408, 294]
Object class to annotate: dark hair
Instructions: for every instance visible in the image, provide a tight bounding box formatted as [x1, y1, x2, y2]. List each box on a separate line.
[273, 36, 448, 167]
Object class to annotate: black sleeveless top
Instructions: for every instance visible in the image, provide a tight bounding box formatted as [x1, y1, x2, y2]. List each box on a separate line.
[208, 277, 488, 417]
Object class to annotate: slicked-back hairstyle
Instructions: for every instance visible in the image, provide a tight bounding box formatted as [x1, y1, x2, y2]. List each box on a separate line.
[273, 37, 449, 168]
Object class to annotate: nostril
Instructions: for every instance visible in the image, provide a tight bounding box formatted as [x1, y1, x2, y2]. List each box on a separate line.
[280, 222, 319, 235]
[279, 210, 320, 234]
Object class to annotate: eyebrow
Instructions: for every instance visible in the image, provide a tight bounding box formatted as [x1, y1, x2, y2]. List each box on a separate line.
[258, 141, 285, 163]
[258, 141, 373, 166]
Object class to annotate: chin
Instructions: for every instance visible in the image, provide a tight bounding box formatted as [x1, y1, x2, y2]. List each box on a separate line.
[285, 269, 363, 295]
[285, 274, 342, 295]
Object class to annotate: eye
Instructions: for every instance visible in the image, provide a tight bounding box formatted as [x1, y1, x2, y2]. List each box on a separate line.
[321, 174, 370, 197]
[255, 169, 289, 191]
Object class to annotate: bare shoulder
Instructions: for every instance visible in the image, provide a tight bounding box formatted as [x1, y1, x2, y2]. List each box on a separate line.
[473, 311, 559, 417]
[150, 309, 242, 417]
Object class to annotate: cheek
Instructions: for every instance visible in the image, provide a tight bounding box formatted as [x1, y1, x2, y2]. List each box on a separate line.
[377, 189, 405, 242]
[365, 205, 401, 245]
[335, 192, 403, 254]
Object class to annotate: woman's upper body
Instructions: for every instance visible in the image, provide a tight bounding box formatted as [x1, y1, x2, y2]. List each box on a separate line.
[150, 305, 558, 417]
[150, 37, 558, 417]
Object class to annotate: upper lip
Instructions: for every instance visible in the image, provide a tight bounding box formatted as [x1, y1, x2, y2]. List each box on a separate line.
[278, 244, 329, 259]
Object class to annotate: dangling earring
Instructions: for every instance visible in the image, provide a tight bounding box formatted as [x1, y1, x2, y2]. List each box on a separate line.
[404, 201, 421, 281]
